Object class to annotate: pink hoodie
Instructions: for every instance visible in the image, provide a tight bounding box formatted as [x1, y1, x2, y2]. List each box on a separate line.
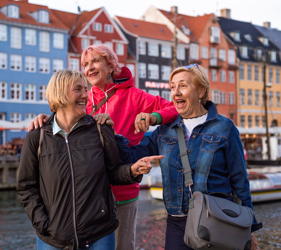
[86, 67, 177, 201]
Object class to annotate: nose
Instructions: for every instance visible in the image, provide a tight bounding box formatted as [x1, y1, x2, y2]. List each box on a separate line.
[174, 85, 182, 96]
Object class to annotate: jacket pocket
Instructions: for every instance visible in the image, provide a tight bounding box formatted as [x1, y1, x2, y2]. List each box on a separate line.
[201, 134, 224, 153]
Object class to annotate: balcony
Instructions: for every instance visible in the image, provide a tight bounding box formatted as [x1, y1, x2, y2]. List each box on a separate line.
[210, 36, 220, 44]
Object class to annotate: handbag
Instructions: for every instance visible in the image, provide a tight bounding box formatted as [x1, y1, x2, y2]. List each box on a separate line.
[176, 127, 253, 250]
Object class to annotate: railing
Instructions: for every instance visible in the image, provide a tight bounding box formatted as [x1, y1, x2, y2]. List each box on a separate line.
[0, 156, 19, 190]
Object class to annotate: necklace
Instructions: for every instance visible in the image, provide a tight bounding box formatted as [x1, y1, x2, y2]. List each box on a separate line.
[183, 112, 208, 119]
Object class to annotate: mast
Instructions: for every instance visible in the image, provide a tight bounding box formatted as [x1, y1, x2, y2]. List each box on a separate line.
[171, 6, 178, 70]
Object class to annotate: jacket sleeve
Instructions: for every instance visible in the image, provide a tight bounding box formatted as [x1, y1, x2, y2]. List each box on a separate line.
[100, 124, 141, 184]
[16, 130, 49, 235]
[136, 89, 178, 124]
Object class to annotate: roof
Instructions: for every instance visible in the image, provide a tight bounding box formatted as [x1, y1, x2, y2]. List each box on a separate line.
[116, 15, 174, 41]
[0, 0, 68, 30]
[255, 25, 281, 51]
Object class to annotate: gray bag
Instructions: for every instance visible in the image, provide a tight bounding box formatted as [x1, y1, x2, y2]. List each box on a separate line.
[176, 127, 253, 250]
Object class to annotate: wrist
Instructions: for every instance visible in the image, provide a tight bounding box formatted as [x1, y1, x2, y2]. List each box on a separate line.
[151, 112, 162, 125]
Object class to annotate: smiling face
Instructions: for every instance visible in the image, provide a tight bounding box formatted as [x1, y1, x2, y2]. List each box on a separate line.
[170, 71, 205, 118]
[82, 52, 113, 88]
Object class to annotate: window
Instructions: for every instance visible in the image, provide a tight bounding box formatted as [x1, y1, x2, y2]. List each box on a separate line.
[229, 92, 235, 105]
[53, 59, 64, 72]
[230, 32, 240, 42]
[219, 49, 226, 61]
[255, 90, 260, 105]
[161, 66, 171, 81]
[255, 116, 260, 127]
[104, 42, 113, 50]
[269, 91, 273, 106]
[220, 70, 226, 82]
[247, 64, 252, 80]
[10, 113, 21, 123]
[0, 24, 7, 41]
[139, 40, 146, 55]
[0, 82, 7, 99]
[228, 49, 235, 65]
[262, 116, 266, 127]
[10, 27, 22, 49]
[276, 92, 281, 107]
[239, 88, 245, 105]
[38, 10, 49, 23]
[210, 47, 217, 59]
[25, 56, 36, 72]
[212, 90, 220, 104]
[25, 84, 36, 101]
[8, 5, 19, 18]
[269, 67, 273, 83]
[148, 64, 159, 79]
[10, 83, 21, 100]
[148, 42, 158, 57]
[25, 113, 36, 120]
[190, 44, 199, 60]
[10, 55, 22, 71]
[126, 64, 135, 77]
[229, 71, 235, 83]
[270, 51, 277, 62]
[116, 43, 124, 55]
[81, 38, 90, 50]
[0, 53, 7, 69]
[25, 29, 36, 45]
[210, 26, 220, 43]
[93, 22, 102, 31]
[240, 115, 245, 127]
[93, 40, 102, 46]
[39, 58, 50, 73]
[240, 46, 248, 58]
[39, 32, 50, 52]
[69, 58, 80, 71]
[244, 34, 252, 42]
[0, 112, 6, 121]
[139, 63, 146, 78]
[161, 44, 171, 58]
[177, 45, 185, 60]
[39, 85, 47, 101]
[148, 90, 160, 96]
[247, 89, 252, 105]
[211, 70, 217, 82]
[161, 90, 171, 101]
[276, 69, 280, 83]
[259, 37, 268, 46]
[104, 24, 113, 33]
[53, 33, 64, 49]
[256, 49, 262, 60]
[220, 92, 226, 104]
[239, 65, 244, 80]
[248, 115, 253, 128]
[254, 65, 259, 81]
[201, 46, 208, 59]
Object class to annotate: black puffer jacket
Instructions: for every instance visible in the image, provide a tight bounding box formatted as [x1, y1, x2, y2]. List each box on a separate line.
[17, 114, 140, 249]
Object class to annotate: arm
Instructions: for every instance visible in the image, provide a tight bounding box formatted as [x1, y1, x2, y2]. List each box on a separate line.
[17, 131, 49, 234]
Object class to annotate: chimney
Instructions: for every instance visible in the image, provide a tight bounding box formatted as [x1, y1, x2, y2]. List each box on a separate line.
[220, 8, 231, 19]
[263, 21, 271, 28]
[171, 6, 178, 14]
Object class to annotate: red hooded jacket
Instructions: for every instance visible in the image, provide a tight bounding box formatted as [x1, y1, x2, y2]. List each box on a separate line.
[86, 67, 177, 201]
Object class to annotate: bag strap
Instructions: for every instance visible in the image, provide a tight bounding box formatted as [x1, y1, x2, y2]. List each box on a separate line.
[96, 123, 104, 147]
[176, 127, 193, 187]
[90, 89, 116, 115]
[37, 128, 44, 158]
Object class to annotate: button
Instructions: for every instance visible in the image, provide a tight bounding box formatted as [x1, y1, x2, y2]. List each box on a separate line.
[192, 134, 196, 138]
[101, 209, 105, 213]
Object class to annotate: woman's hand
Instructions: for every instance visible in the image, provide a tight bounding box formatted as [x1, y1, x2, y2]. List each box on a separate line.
[27, 114, 49, 131]
[134, 112, 157, 133]
[131, 155, 164, 177]
[250, 234, 259, 250]
[94, 113, 114, 126]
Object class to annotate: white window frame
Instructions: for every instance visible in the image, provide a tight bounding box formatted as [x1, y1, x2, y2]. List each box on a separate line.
[148, 42, 159, 57]
[161, 65, 171, 81]
[10, 83, 22, 100]
[240, 46, 248, 58]
[270, 51, 277, 62]
[228, 49, 235, 64]
[139, 63, 146, 78]
[190, 43, 199, 60]
[25, 84, 36, 101]
[104, 42, 113, 50]
[116, 43, 124, 56]
[25, 29, 36, 46]
[210, 26, 220, 43]
[38, 10, 49, 23]
[0, 81, 7, 100]
[53, 33, 64, 49]
[201, 46, 208, 59]
[81, 38, 90, 50]
[10, 113, 21, 123]
[229, 92, 235, 105]
[25, 56, 36, 72]
[93, 40, 102, 46]
[25, 113, 36, 120]
[93, 22, 102, 31]
[10, 55, 22, 71]
[177, 45, 186, 60]
[0, 53, 7, 70]
[219, 49, 226, 61]
[39, 85, 47, 101]
[39, 58, 50, 74]
[220, 70, 226, 82]
[0, 24, 7, 41]
[53, 59, 64, 72]
[69, 58, 80, 71]
[8, 5, 19, 18]
[148, 64, 159, 80]
[210, 47, 217, 58]
[211, 69, 217, 82]
[229, 71, 235, 83]
[139, 40, 146, 55]
[161, 44, 172, 58]
[10, 27, 22, 49]
[39, 32, 50, 52]
[104, 24, 113, 33]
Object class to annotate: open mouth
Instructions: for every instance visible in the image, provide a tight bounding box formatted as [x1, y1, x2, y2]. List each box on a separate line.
[174, 99, 186, 109]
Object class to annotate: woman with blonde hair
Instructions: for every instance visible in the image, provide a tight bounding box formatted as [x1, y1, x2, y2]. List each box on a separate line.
[17, 70, 163, 250]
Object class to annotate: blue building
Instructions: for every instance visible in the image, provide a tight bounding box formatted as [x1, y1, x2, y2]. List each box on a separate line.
[0, 0, 69, 144]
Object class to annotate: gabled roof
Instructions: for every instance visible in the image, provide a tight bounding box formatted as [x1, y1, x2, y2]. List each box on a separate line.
[0, 0, 68, 30]
[255, 25, 281, 51]
[115, 15, 174, 42]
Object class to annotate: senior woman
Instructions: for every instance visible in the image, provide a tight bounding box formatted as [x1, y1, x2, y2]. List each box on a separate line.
[17, 70, 163, 250]
[118, 64, 261, 250]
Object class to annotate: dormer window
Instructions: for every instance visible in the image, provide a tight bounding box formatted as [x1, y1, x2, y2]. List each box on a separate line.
[8, 5, 19, 18]
[38, 10, 49, 23]
[256, 49, 262, 60]
[244, 34, 252, 42]
[230, 32, 240, 42]
[181, 25, 190, 35]
[240, 46, 248, 58]
[210, 26, 220, 43]
[259, 37, 268, 46]
[270, 51, 277, 62]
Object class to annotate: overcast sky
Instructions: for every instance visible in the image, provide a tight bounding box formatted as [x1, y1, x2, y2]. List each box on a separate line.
[29, 0, 281, 30]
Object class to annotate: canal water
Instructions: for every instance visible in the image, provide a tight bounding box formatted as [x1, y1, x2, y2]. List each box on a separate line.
[0, 190, 281, 250]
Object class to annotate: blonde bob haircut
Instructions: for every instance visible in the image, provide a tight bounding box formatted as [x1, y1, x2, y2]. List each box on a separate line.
[46, 70, 87, 112]
[169, 64, 210, 104]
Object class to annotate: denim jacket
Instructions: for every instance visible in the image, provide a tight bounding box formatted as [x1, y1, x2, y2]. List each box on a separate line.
[118, 101, 253, 216]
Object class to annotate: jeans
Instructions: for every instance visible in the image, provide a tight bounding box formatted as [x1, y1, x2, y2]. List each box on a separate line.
[36, 232, 115, 250]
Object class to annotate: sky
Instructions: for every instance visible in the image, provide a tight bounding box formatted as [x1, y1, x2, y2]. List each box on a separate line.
[28, 0, 281, 30]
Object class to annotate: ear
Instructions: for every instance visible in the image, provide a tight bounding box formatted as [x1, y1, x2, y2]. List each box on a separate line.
[199, 87, 206, 99]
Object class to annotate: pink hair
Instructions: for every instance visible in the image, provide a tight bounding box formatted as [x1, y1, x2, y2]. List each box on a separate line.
[81, 45, 121, 77]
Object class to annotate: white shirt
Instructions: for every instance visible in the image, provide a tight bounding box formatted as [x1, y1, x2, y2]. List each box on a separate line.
[183, 113, 208, 138]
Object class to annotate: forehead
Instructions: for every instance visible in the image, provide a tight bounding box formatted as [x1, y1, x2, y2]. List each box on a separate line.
[171, 71, 193, 82]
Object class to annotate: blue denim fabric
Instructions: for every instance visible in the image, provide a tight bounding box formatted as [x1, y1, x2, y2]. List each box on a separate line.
[36, 232, 115, 250]
[117, 101, 252, 215]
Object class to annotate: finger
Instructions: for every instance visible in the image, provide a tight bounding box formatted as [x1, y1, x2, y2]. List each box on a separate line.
[106, 119, 114, 126]
[145, 155, 165, 161]
[134, 115, 141, 133]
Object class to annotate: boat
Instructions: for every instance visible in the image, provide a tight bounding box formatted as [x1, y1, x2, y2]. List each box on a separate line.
[149, 167, 281, 203]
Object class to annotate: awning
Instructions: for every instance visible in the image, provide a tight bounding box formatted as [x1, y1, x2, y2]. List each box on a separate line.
[237, 126, 281, 135]
[0, 119, 32, 131]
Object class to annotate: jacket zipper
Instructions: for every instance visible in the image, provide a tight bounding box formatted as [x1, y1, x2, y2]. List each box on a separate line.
[65, 135, 79, 248]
